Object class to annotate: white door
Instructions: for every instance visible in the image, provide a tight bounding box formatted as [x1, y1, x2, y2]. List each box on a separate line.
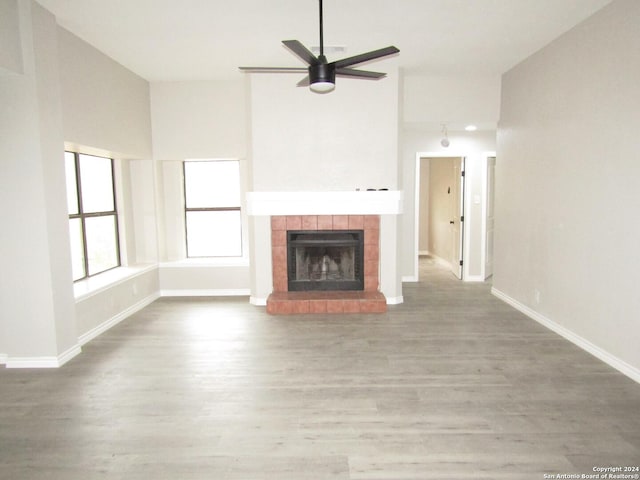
[485, 156, 496, 278]
[450, 158, 465, 279]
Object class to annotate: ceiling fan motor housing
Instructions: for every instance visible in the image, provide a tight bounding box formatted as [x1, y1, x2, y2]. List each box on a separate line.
[309, 59, 336, 85]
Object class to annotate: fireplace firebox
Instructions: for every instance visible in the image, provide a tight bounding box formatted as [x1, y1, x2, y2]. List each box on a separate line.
[287, 230, 364, 291]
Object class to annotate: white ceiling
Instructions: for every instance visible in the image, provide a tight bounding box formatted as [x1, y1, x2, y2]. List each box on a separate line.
[35, 0, 611, 83]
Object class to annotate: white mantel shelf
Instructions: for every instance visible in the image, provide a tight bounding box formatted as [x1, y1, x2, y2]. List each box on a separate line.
[246, 191, 403, 216]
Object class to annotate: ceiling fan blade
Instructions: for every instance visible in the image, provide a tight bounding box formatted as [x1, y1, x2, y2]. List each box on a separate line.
[282, 40, 318, 65]
[239, 67, 308, 73]
[296, 76, 310, 87]
[333, 46, 399, 69]
[336, 68, 386, 79]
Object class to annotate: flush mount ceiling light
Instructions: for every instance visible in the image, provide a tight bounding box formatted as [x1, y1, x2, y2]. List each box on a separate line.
[465, 125, 477, 131]
[239, 0, 399, 94]
[440, 124, 450, 148]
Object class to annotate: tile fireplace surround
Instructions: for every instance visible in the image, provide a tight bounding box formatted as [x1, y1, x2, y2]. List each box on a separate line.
[267, 214, 386, 314]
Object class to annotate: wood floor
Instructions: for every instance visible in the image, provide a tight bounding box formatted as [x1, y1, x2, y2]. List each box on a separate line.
[1, 258, 639, 479]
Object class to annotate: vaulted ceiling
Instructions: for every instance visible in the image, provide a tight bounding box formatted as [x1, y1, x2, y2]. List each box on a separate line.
[35, 0, 611, 82]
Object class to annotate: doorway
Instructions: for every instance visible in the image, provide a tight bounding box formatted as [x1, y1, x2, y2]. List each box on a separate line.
[417, 156, 465, 279]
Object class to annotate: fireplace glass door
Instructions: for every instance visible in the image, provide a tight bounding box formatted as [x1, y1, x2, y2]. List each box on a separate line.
[287, 230, 364, 291]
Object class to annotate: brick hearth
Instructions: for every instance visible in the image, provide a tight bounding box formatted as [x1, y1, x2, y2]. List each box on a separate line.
[267, 214, 387, 314]
[267, 291, 387, 314]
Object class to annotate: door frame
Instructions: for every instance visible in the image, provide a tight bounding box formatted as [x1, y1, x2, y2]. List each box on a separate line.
[454, 157, 465, 279]
[414, 152, 467, 280]
[483, 155, 496, 279]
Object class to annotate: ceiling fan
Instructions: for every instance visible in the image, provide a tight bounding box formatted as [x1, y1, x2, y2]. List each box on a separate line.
[239, 0, 399, 94]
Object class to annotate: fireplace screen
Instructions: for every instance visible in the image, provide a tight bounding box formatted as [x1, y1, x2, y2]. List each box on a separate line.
[287, 230, 364, 291]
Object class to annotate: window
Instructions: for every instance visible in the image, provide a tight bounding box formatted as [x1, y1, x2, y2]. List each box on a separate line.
[183, 160, 242, 257]
[65, 152, 120, 280]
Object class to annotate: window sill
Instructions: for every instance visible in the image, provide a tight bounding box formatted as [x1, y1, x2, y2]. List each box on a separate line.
[159, 257, 250, 268]
[73, 264, 157, 301]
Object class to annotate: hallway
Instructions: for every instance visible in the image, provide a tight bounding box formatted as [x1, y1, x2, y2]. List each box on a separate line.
[1, 259, 639, 479]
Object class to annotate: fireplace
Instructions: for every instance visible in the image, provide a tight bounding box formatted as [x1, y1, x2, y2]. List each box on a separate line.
[246, 191, 403, 313]
[287, 230, 364, 291]
[266, 214, 387, 314]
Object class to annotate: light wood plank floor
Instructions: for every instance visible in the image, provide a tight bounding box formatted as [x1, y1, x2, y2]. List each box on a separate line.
[1, 258, 639, 479]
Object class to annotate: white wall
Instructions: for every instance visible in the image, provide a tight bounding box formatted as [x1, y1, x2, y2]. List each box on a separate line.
[463, 149, 489, 280]
[494, 0, 640, 380]
[248, 215, 273, 304]
[0, 0, 78, 366]
[0, 0, 23, 74]
[403, 73, 501, 129]
[150, 80, 247, 160]
[418, 159, 430, 253]
[57, 28, 152, 159]
[128, 159, 159, 264]
[75, 269, 159, 345]
[159, 265, 250, 296]
[250, 65, 400, 192]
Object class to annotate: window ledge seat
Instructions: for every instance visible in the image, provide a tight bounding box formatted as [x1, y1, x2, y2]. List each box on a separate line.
[159, 257, 249, 268]
[74, 264, 157, 301]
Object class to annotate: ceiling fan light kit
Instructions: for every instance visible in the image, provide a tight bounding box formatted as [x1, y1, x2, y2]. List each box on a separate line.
[240, 0, 399, 94]
[310, 81, 335, 93]
[309, 60, 336, 93]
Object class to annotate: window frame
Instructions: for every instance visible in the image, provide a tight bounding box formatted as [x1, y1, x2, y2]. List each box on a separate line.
[66, 151, 121, 281]
[182, 160, 243, 258]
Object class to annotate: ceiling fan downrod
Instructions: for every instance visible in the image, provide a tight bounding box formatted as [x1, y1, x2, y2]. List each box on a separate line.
[318, 0, 325, 59]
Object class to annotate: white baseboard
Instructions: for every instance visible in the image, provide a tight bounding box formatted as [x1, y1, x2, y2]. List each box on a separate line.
[160, 289, 250, 297]
[58, 344, 82, 366]
[78, 292, 160, 346]
[465, 274, 485, 282]
[7, 357, 60, 368]
[250, 296, 267, 306]
[5, 344, 82, 369]
[0, 353, 8, 365]
[492, 287, 640, 385]
[386, 295, 404, 305]
[402, 275, 418, 283]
